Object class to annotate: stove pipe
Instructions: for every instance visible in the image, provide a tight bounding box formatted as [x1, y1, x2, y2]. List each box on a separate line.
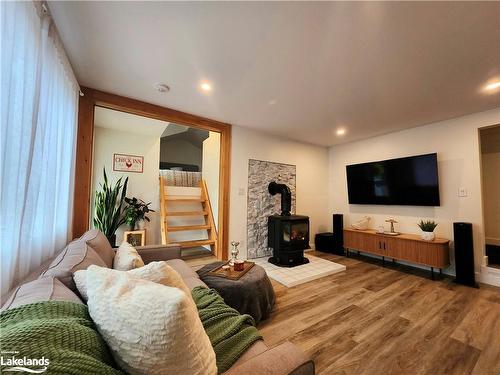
[268, 181, 291, 216]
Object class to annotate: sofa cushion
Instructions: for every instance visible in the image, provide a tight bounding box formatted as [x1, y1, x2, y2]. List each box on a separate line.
[113, 242, 144, 271]
[166, 258, 200, 279]
[41, 239, 108, 291]
[1, 256, 57, 306]
[80, 229, 115, 268]
[183, 276, 208, 289]
[84, 265, 217, 375]
[1, 277, 83, 311]
[74, 261, 191, 302]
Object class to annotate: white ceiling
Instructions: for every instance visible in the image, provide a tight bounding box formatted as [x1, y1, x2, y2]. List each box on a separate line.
[49, 2, 500, 146]
[94, 106, 169, 136]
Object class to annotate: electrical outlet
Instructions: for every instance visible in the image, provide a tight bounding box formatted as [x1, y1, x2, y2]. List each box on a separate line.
[238, 188, 246, 196]
[458, 187, 468, 197]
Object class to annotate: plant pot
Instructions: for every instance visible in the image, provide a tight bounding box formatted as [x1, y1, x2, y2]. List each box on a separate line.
[136, 220, 145, 230]
[420, 231, 435, 241]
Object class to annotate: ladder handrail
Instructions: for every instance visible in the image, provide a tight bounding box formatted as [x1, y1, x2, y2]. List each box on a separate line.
[159, 176, 168, 245]
[200, 179, 218, 257]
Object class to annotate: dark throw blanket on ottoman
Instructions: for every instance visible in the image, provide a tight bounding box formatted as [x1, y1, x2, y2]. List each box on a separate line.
[1, 301, 122, 375]
[197, 261, 276, 324]
[192, 286, 263, 373]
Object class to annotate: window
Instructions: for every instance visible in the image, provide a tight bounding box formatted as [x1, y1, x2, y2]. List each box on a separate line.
[1, 2, 79, 295]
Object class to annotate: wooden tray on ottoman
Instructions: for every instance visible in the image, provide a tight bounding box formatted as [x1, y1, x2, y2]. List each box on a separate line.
[207, 261, 255, 280]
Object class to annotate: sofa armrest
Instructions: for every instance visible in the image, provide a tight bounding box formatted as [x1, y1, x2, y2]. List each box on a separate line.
[135, 245, 181, 263]
[223, 342, 314, 375]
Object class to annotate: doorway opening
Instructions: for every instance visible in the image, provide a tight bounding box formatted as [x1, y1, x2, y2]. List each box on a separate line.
[479, 125, 500, 269]
[90, 106, 221, 260]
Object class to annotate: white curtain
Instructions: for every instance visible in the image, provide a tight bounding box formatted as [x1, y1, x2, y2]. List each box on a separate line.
[1, 2, 79, 295]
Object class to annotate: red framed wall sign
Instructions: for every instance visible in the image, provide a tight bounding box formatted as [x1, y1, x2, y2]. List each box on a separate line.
[113, 153, 144, 173]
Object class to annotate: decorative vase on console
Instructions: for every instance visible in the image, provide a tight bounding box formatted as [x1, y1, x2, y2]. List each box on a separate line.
[418, 220, 438, 241]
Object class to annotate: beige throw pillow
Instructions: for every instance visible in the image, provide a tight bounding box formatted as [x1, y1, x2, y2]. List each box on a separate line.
[74, 261, 190, 302]
[84, 266, 217, 375]
[113, 242, 144, 271]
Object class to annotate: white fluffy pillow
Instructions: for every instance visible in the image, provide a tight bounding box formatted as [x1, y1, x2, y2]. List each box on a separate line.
[84, 265, 217, 375]
[74, 261, 190, 302]
[113, 241, 144, 271]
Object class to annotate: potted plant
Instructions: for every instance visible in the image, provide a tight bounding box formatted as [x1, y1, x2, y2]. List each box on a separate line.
[93, 168, 128, 247]
[417, 220, 438, 241]
[124, 197, 155, 230]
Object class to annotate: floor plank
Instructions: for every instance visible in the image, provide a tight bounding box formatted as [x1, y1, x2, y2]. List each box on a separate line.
[259, 251, 500, 375]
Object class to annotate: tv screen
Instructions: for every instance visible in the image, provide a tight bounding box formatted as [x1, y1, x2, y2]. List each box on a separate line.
[346, 153, 440, 206]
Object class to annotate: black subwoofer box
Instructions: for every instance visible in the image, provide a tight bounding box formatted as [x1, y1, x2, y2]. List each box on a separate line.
[315, 214, 344, 254]
[315, 232, 334, 252]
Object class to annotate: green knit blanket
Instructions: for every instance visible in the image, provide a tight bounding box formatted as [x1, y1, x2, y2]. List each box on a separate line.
[0, 301, 122, 375]
[192, 287, 263, 373]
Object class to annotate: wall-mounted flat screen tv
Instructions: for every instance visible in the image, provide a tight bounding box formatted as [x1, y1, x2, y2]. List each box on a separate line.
[346, 153, 440, 206]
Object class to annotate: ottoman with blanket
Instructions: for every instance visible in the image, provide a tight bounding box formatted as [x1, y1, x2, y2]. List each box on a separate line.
[197, 261, 276, 324]
[1, 229, 314, 375]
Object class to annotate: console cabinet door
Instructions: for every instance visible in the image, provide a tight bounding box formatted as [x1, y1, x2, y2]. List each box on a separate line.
[417, 242, 449, 267]
[369, 236, 386, 255]
[344, 230, 363, 249]
[386, 237, 418, 261]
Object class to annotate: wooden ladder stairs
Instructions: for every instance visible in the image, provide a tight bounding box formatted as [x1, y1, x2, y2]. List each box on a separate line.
[159, 178, 218, 255]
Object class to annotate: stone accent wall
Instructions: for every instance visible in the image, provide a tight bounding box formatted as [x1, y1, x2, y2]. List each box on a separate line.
[247, 159, 296, 259]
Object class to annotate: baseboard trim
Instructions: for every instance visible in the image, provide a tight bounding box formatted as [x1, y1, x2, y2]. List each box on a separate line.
[479, 266, 500, 287]
[485, 237, 500, 246]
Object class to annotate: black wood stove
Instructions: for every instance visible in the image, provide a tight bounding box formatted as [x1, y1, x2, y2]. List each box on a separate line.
[267, 181, 310, 267]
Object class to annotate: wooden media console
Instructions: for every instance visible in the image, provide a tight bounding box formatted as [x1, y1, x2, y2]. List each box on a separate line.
[343, 228, 450, 278]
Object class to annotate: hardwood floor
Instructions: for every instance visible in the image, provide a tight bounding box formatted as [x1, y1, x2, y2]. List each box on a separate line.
[258, 251, 500, 375]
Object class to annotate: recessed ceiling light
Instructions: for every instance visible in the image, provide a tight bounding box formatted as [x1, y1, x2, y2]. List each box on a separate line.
[200, 82, 212, 91]
[484, 81, 500, 92]
[268, 99, 277, 106]
[154, 83, 170, 93]
[336, 128, 346, 136]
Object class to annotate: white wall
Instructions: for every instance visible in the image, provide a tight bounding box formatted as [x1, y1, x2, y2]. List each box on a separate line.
[329, 108, 500, 276]
[202, 132, 221, 230]
[230, 126, 330, 259]
[92, 127, 161, 245]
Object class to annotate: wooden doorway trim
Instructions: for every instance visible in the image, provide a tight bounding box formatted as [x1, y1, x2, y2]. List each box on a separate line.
[73, 87, 231, 260]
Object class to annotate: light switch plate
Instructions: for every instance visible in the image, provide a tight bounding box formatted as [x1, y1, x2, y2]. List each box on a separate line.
[458, 187, 468, 197]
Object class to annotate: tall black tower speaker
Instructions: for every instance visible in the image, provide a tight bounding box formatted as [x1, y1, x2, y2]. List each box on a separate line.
[333, 214, 344, 254]
[453, 222, 477, 287]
